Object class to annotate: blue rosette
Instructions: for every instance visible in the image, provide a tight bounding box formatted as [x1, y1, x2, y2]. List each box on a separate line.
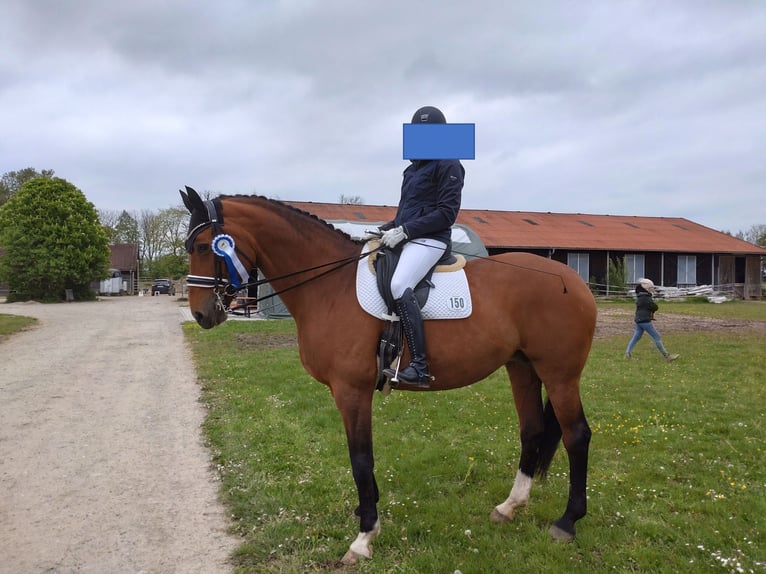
[212, 234, 250, 289]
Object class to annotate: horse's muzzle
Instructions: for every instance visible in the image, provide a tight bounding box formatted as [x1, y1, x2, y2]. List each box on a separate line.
[194, 296, 228, 329]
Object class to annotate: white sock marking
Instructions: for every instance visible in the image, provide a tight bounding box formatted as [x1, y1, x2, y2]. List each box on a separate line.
[348, 519, 381, 559]
[495, 469, 533, 518]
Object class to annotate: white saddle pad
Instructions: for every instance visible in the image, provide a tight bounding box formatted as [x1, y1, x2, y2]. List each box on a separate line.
[356, 241, 472, 320]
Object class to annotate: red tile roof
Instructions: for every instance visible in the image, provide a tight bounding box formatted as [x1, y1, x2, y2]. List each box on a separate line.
[286, 202, 766, 255]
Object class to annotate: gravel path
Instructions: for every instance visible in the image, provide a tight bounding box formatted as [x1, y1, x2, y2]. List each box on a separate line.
[0, 295, 237, 573]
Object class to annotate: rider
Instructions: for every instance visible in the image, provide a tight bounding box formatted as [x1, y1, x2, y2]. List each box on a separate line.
[379, 105, 465, 387]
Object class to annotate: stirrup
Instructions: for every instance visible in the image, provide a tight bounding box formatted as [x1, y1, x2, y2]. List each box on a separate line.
[389, 364, 432, 388]
[382, 365, 432, 388]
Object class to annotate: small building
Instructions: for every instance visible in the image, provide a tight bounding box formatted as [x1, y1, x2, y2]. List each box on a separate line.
[108, 244, 140, 295]
[286, 202, 765, 299]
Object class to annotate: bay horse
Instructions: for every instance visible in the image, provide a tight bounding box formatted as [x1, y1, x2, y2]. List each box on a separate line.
[180, 187, 596, 565]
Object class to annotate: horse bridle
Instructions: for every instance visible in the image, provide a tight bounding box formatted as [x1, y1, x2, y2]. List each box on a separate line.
[184, 198, 256, 301]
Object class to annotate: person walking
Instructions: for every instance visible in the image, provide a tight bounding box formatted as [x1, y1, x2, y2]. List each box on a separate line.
[379, 105, 465, 387]
[625, 278, 679, 362]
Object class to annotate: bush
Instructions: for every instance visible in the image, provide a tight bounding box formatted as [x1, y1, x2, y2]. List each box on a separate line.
[0, 177, 110, 301]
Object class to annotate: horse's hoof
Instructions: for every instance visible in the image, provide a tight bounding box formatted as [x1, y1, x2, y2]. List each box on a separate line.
[341, 550, 359, 565]
[548, 523, 575, 542]
[341, 549, 370, 565]
[490, 508, 512, 523]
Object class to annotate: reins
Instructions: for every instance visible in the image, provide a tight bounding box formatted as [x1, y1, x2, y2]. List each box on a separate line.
[228, 249, 382, 305]
[449, 247, 570, 294]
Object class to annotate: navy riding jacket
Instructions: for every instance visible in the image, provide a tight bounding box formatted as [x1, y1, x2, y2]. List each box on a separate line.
[384, 159, 464, 245]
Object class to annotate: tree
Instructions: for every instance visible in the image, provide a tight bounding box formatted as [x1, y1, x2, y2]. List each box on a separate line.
[157, 207, 189, 258]
[147, 207, 189, 278]
[0, 177, 110, 301]
[339, 194, 364, 205]
[743, 224, 766, 247]
[0, 168, 55, 206]
[151, 253, 188, 280]
[607, 257, 628, 296]
[113, 210, 141, 245]
[138, 207, 189, 278]
[138, 209, 162, 268]
[98, 209, 121, 243]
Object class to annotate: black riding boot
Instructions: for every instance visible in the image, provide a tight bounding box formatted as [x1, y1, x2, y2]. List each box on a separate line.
[383, 288, 431, 388]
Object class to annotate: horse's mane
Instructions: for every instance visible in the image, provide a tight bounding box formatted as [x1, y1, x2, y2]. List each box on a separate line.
[220, 194, 364, 245]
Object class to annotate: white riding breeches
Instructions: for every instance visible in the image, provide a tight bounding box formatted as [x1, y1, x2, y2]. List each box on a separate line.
[390, 237, 448, 299]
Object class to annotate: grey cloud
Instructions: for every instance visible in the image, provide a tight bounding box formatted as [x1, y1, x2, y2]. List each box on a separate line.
[0, 0, 764, 232]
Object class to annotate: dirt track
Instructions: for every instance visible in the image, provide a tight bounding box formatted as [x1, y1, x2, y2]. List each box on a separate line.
[595, 306, 766, 338]
[0, 295, 237, 573]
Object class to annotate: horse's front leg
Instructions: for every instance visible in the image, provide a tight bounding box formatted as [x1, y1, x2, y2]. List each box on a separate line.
[334, 391, 381, 565]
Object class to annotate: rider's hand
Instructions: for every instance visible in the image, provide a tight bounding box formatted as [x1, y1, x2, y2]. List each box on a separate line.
[381, 226, 407, 248]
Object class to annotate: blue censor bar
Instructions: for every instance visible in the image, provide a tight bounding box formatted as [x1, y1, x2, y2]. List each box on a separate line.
[403, 123, 476, 160]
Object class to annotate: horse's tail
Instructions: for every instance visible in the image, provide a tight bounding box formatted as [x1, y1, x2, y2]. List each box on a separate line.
[534, 399, 562, 479]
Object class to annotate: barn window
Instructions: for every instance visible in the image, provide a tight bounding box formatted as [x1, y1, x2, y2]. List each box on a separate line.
[625, 254, 645, 284]
[678, 255, 697, 286]
[567, 253, 589, 283]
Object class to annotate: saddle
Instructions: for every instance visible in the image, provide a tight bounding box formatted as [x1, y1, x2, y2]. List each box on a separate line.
[369, 241, 463, 393]
[372, 243, 458, 313]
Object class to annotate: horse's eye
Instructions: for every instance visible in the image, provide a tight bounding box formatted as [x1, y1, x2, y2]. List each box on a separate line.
[197, 244, 210, 254]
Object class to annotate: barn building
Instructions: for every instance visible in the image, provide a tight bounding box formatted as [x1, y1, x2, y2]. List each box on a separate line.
[286, 202, 765, 299]
[107, 243, 140, 295]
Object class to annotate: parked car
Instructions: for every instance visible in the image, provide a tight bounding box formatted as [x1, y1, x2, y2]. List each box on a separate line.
[151, 279, 175, 296]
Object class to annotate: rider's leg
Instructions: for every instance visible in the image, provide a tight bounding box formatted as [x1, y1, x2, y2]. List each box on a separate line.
[385, 239, 446, 387]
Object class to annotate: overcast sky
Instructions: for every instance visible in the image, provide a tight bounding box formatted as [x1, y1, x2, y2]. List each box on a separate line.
[2, 1, 764, 234]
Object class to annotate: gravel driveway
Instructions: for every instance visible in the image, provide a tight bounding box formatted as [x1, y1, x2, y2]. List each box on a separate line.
[0, 295, 237, 573]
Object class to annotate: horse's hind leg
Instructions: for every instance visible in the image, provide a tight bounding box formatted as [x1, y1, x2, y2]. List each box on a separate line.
[491, 359, 545, 523]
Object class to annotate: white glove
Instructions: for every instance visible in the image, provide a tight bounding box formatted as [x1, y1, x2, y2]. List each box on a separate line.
[381, 226, 407, 248]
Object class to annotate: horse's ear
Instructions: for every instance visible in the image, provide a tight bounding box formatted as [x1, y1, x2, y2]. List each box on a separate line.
[180, 189, 193, 213]
[181, 185, 205, 213]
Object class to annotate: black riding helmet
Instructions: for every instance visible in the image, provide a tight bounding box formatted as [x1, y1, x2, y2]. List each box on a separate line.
[411, 105, 446, 124]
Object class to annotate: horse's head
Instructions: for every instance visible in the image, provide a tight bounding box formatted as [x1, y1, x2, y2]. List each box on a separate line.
[180, 186, 250, 329]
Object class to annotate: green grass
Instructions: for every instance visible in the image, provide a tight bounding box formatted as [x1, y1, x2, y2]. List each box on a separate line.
[0, 313, 38, 339]
[184, 304, 766, 573]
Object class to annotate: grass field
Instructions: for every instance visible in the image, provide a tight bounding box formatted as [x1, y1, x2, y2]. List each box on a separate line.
[0, 313, 37, 339]
[185, 301, 766, 573]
